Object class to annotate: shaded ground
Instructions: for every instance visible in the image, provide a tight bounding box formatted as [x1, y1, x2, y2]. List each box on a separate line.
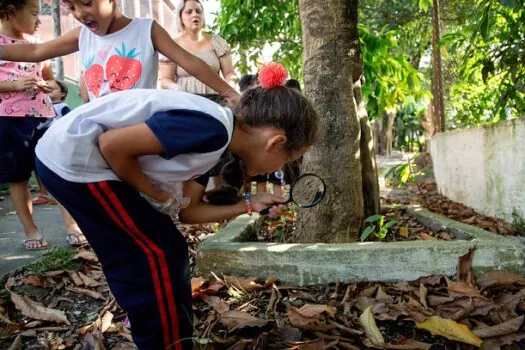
[0, 193, 72, 279]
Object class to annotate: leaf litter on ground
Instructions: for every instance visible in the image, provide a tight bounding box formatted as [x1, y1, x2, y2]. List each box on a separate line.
[2, 223, 525, 348]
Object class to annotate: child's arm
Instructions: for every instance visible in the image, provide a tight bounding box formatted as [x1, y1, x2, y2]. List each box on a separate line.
[179, 181, 287, 224]
[151, 22, 238, 102]
[158, 61, 179, 90]
[99, 123, 170, 203]
[78, 75, 89, 104]
[0, 77, 39, 92]
[179, 181, 245, 223]
[219, 54, 238, 90]
[0, 28, 80, 62]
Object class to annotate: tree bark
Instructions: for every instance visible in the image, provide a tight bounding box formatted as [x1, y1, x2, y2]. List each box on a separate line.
[51, 0, 63, 81]
[297, 0, 371, 242]
[385, 110, 396, 156]
[355, 79, 380, 218]
[431, 0, 445, 133]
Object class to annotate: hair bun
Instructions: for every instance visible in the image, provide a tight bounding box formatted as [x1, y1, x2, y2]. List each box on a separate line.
[258, 63, 288, 89]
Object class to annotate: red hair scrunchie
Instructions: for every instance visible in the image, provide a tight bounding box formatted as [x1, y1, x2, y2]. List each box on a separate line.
[258, 62, 288, 89]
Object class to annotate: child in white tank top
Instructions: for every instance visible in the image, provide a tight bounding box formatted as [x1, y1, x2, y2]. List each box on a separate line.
[0, 0, 238, 103]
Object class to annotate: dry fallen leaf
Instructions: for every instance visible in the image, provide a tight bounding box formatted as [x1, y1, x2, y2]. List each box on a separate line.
[66, 286, 106, 301]
[457, 247, 476, 283]
[0, 311, 16, 325]
[191, 277, 206, 293]
[287, 305, 335, 331]
[419, 283, 428, 308]
[477, 270, 525, 290]
[21, 275, 47, 288]
[219, 310, 258, 329]
[73, 250, 99, 263]
[359, 306, 385, 345]
[480, 331, 525, 350]
[415, 315, 482, 347]
[10, 291, 70, 325]
[98, 311, 114, 333]
[68, 271, 84, 286]
[202, 295, 229, 314]
[292, 304, 336, 318]
[447, 281, 482, 298]
[79, 272, 102, 287]
[363, 339, 432, 349]
[398, 225, 409, 238]
[224, 275, 276, 292]
[473, 315, 524, 338]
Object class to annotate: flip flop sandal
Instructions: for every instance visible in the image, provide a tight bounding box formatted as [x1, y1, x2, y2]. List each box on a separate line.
[32, 195, 49, 205]
[22, 237, 48, 250]
[65, 233, 88, 247]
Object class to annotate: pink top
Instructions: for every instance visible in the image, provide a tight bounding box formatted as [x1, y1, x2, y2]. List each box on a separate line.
[0, 34, 54, 118]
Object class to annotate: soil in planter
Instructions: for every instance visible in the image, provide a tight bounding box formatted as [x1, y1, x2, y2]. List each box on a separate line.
[242, 206, 455, 243]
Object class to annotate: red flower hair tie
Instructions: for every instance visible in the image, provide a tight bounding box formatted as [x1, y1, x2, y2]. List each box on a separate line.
[258, 63, 288, 89]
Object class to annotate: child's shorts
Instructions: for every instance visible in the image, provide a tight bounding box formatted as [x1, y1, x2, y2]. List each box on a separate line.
[0, 117, 50, 183]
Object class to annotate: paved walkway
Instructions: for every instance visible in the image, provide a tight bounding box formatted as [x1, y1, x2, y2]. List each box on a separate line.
[0, 194, 71, 278]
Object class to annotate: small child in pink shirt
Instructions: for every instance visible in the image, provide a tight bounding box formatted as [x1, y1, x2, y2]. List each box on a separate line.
[0, 0, 82, 249]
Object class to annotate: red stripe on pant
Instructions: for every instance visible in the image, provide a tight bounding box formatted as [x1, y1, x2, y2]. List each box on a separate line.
[88, 183, 182, 350]
[97, 182, 182, 350]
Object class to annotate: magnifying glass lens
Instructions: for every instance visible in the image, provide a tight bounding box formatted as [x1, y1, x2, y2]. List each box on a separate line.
[290, 174, 326, 207]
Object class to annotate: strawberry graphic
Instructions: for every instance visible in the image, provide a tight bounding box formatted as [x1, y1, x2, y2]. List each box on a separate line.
[106, 43, 142, 92]
[83, 56, 103, 97]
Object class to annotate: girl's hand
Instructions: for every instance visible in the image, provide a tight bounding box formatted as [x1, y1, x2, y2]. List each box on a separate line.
[13, 77, 38, 92]
[140, 190, 190, 216]
[222, 88, 240, 106]
[36, 80, 53, 93]
[251, 192, 288, 218]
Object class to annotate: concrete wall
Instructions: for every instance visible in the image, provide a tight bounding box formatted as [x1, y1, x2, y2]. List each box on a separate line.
[430, 119, 525, 223]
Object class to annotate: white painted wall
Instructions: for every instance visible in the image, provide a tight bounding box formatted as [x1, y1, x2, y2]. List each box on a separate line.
[430, 119, 525, 223]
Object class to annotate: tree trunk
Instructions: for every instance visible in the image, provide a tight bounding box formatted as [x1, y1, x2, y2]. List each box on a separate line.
[51, 0, 63, 81]
[420, 102, 434, 151]
[297, 0, 378, 242]
[431, 0, 445, 133]
[355, 78, 380, 218]
[385, 110, 396, 156]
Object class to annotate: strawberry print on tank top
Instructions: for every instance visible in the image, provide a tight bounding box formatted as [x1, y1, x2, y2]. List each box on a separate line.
[79, 18, 158, 101]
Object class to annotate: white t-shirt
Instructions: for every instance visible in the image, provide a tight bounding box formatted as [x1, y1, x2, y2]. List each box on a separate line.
[35, 89, 234, 184]
[79, 18, 159, 101]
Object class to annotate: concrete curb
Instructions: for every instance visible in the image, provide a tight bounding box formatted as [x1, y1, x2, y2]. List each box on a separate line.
[197, 207, 525, 286]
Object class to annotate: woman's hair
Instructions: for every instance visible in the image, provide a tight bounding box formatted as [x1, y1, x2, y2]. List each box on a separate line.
[0, 0, 28, 20]
[173, 0, 205, 34]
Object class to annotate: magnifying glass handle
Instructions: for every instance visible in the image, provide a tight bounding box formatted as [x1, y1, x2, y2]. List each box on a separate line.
[259, 207, 271, 215]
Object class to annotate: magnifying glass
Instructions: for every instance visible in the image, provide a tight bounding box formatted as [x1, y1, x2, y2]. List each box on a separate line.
[259, 173, 326, 215]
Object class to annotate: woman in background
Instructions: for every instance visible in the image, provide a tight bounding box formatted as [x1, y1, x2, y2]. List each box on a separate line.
[159, 0, 237, 93]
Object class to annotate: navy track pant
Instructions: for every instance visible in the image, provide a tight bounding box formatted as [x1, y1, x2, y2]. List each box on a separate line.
[36, 158, 193, 350]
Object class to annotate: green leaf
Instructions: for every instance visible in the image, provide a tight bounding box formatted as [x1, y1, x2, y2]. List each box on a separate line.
[360, 226, 375, 242]
[365, 214, 383, 223]
[383, 220, 398, 230]
[418, 0, 431, 12]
